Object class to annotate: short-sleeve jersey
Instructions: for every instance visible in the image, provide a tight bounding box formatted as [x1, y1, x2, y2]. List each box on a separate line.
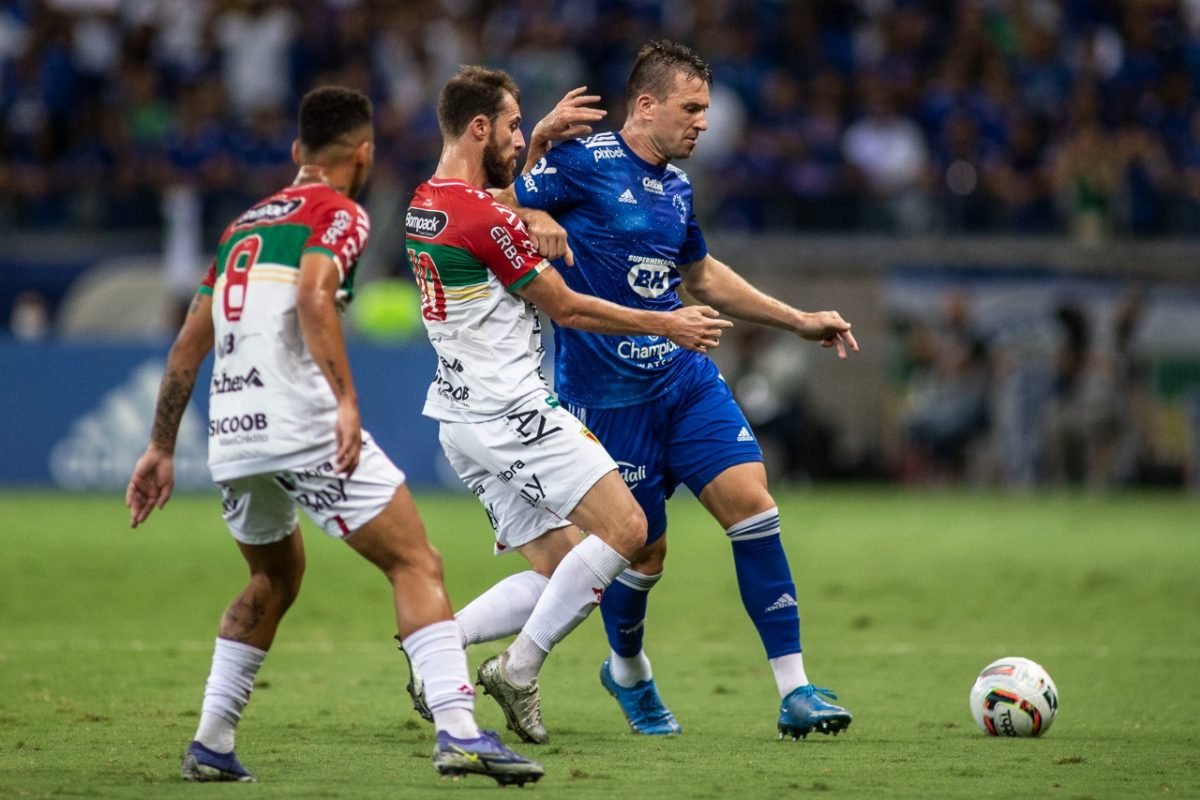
[405, 177, 550, 422]
[514, 131, 709, 407]
[198, 182, 370, 480]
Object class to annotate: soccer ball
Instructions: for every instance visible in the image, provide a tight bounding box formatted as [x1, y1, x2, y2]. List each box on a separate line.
[968, 656, 1059, 737]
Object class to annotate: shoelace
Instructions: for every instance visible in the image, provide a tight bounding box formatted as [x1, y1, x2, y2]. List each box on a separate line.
[794, 685, 840, 702]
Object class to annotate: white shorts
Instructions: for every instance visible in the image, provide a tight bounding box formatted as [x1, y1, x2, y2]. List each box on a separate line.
[439, 396, 616, 553]
[217, 433, 406, 545]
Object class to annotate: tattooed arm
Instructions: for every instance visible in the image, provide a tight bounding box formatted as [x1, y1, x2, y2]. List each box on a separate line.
[296, 251, 361, 477]
[126, 292, 215, 528]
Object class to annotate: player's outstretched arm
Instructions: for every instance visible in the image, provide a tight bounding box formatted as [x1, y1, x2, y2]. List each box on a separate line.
[297, 252, 362, 477]
[679, 254, 859, 359]
[126, 291, 214, 528]
[518, 267, 732, 353]
[524, 86, 606, 171]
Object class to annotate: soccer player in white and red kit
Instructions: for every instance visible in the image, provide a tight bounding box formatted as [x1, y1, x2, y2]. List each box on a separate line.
[402, 66, 730, 744]
[125, 86, 542, 786]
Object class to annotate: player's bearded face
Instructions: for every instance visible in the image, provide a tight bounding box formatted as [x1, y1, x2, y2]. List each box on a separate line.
[483, 128, 517, 187]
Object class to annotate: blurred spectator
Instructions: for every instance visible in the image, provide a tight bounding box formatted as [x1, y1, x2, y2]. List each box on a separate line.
[842, 78, 933, 233]
[10, 289, 50, 341]
[727, 326, 834, 485]
[0, 0, 1194, 238]
[898, 290, 991, 484]
[1043, 294, 1145, 489]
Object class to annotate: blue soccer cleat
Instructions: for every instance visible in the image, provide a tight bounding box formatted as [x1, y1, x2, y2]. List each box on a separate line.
[599, 658, 682, 735]
[777, 685, 852, 740]
[432, 729, 545, 786]
[180, 741, 257, 782]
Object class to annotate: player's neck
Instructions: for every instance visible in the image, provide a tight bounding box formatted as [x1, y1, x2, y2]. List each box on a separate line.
[292, 165, 349, 195]
[435, 144, 487, 188]
[620, 126, 668, 167]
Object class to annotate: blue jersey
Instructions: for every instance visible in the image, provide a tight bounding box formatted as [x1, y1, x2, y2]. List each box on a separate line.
[514, 131, 709, 407]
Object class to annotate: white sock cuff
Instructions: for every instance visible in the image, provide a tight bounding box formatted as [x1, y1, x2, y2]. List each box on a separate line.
[614, 568, 662, 592]
[214, 637, 267, 666]
[575, 535, 630, 585]
[725, 507, 781, 541]
[401, 620, 461, 654]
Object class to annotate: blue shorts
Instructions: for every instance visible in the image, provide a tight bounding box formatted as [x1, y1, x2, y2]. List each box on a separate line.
[564, 358, 762, 542]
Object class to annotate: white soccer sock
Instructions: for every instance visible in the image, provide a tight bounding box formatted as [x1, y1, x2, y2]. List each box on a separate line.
[456, 571, 550, 647]
[194, 638, 267, 753]
[610, 649, 653, 687]
[505, 536, 628, 686]
[769, 653, 810, 698]
[402, 620, 479, 740]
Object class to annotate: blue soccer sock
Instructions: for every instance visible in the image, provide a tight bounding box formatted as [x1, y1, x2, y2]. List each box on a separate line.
[727, 508, 802, 660]
[601, 569, 660, 685]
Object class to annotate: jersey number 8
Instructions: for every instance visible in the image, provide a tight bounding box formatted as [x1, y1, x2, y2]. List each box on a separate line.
[222, 235, 262, 322]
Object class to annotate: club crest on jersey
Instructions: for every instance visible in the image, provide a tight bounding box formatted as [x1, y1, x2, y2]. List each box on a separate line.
[673, 194, 688, 222]
[405, 208, 448, 238]
[233, 197, 304, 228]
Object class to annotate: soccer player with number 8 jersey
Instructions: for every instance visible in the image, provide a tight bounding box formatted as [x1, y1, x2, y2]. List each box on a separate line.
[126, 86, 544, 786]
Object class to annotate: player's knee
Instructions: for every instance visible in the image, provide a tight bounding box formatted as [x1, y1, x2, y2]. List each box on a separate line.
[249, 567, 302, 610]
[387, 540, 444, 585]
[608, 502, 648, 556]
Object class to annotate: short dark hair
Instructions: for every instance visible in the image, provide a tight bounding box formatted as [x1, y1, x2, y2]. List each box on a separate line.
[298, 86, 372, 154]
[626, 40, 712, 106]
[438, 65, 521, 137]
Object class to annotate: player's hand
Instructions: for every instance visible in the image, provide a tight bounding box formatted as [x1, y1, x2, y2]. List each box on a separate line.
[531, 86, 607, 145]
[797, 311, 858, 359]
[125, 446, 175, 529]
[664, 305, 733, 353]
[520, 209, 575, 266]
[334, 401, 362, 477]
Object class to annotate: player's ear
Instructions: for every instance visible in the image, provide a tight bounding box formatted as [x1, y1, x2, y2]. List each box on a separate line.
[291, 139, 302, 166]
[469, 114, 490, 142]
[635, 93, 656, 120]
[355, 138, 372, 167]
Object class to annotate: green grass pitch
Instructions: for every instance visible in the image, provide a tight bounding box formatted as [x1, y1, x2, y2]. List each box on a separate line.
[1, 488, 1198, 798]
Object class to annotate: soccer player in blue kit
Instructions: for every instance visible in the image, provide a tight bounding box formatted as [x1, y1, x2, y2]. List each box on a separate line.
[500, 40, 859, 740]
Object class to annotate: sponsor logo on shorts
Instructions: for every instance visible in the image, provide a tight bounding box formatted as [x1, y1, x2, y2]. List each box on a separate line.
[210, 367, 264, 395]
[616, 461, 646, 489]
[276, 468, 348, 514]
[497, 459, 526, 484]
[233, 197, 304, 229]
[506, 408, 563, 446]
[405, 208, 449, 238]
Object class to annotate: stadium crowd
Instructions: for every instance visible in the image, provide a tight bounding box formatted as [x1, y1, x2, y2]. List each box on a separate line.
[2, 0, 1199, 238]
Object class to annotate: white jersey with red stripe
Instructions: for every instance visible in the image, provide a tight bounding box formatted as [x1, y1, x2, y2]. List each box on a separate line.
[404, 177, 551, 423]
[199, 181, 369, 481]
